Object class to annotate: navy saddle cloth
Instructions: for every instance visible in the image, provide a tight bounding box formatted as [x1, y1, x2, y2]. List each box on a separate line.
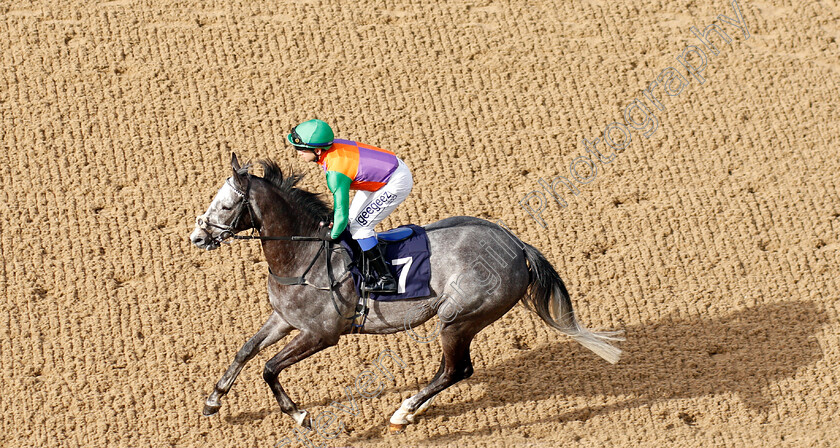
[338, 224, 432, 301]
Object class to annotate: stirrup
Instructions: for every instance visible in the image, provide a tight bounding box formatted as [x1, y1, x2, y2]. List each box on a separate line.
[351, 299, 369, 331]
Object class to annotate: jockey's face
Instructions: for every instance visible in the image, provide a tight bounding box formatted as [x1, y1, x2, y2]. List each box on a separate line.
[296, 148, 320, 163]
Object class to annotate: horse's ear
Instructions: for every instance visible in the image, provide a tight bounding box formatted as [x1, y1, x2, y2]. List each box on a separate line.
[231, 152, 241, 172]
[230, 153, 247, 188]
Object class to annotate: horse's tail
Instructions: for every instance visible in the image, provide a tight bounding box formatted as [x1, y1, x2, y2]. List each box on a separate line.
[521, 242, 624, 364]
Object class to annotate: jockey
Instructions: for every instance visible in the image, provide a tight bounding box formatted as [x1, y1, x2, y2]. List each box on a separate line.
[288, 119, 413, 294]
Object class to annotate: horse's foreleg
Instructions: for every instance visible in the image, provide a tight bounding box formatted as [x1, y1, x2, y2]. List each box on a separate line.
[203, 312, 292, 416]
[263, 331, 334, 428]
[389, 328, 474, 433]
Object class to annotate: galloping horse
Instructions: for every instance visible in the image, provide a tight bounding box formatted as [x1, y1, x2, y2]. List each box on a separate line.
[189, 154, 623, 432]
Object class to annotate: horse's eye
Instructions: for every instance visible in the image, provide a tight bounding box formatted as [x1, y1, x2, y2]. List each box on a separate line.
[221, 205, 232, 211]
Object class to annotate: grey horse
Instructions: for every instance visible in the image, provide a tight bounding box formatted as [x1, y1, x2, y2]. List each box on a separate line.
[189, 154, 623, 433]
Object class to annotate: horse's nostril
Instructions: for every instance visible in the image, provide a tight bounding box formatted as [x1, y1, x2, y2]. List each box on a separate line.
[192, 235, 204, 245]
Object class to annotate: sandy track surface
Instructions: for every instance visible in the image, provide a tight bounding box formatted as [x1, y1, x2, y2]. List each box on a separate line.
[2, 0, 839, 446]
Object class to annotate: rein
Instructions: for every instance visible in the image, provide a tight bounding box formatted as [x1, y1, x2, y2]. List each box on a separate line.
[199, 175, 355, 321]
[232, 235, 321, 241]
[262, 239, 354, 321]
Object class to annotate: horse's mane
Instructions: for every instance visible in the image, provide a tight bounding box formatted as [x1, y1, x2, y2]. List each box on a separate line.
[255, 159, 333, 222]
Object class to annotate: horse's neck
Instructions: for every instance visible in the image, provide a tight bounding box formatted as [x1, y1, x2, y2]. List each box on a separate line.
[258, 194, 300, 236]
[255, 189, 321, 271]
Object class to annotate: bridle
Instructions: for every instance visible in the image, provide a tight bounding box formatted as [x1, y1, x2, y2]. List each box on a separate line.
[194, 174, 354, 320]
[194, 177, 255, 245]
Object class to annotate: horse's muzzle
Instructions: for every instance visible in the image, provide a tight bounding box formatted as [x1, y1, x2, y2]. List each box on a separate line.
[190, 227, 221, 250]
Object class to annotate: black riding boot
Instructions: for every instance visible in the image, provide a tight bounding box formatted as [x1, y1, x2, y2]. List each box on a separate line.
[363, 245, 398, 293]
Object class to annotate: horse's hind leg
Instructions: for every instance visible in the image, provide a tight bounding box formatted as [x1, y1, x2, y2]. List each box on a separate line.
[203, 312, 291, 416]
[389, 324, 475, 432]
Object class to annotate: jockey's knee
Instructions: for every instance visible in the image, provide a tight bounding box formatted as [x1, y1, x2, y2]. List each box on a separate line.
[350, 225, 376, 240]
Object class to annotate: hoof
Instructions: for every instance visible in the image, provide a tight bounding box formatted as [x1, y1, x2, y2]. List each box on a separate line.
[203, 403, 221, 416]
[407, 396, 435, 423]
[293, 409, 312, 429]
[301, 416, 313, 430]
[389, 423, 407, 434]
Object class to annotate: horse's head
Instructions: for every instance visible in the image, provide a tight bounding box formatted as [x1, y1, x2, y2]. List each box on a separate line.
[190, 153, 255, 250]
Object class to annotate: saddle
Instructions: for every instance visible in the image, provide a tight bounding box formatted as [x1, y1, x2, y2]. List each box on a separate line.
[376, 226, 415, 243]
[341, 226, 415, 256]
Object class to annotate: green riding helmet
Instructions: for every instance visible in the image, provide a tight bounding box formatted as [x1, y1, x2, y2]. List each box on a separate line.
[288, 119, 334, 149]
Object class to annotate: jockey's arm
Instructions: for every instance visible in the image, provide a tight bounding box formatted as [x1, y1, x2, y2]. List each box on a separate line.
[326, 170, 352, 239]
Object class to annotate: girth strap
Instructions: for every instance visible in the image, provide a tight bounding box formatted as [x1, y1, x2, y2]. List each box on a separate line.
[268, 240, 354, 320]
[270, 275, 307, 286]
[268, 241, 325, 287]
